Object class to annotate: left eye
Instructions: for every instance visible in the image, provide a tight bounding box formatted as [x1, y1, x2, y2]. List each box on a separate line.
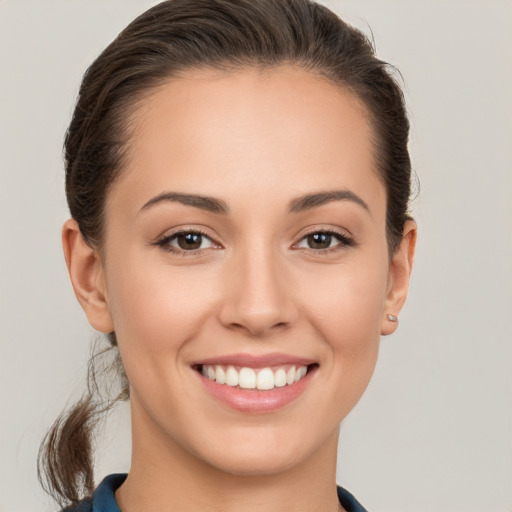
[164, 231, 216, 251]
[296, 231, 351, 250]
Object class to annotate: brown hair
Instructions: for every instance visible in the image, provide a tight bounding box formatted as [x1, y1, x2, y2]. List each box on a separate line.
[39, 0, 413, 506]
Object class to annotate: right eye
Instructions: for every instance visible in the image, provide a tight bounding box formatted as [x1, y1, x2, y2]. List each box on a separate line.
[156, 230, 219, 254]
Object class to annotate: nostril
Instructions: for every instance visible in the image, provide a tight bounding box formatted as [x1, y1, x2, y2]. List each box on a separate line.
[226, 320, 291, 337]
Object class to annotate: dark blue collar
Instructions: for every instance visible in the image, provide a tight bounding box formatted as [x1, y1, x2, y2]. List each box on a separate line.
[92, 474, 125, 512]
[337, 485, 369, 512]
[86, 473, 368, 512]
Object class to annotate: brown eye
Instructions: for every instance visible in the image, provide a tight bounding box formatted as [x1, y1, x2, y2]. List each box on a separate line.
[306, 233, 333, 249]
[157, 231, 217, 253]
[176, 233, 203, 250]
[296, 230, 354, 252]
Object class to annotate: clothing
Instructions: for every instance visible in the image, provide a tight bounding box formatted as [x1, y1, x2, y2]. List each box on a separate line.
[62, 473, 368, 512]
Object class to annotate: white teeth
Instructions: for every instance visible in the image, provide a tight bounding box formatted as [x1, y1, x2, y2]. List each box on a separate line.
[239, 367, 256, 389]
[256, 368, 275, 390]
[286, 366, 296, 385]
[215, 366, 226, 384]
[294, 365, 308, 382]
[274, 368, 287, 388]
[201, 364, 310, 390]
[225, 366, 239, 387]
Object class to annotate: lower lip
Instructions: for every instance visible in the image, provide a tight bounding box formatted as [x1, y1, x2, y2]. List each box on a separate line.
[196, 366, 316, 413]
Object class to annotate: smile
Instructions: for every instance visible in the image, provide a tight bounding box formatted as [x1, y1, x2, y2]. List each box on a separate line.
[193, 354, 318, 413]
[200, 364, 309, 390]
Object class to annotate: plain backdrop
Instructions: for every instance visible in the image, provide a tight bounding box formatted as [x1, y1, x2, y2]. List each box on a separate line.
[1, 1, 511, 511]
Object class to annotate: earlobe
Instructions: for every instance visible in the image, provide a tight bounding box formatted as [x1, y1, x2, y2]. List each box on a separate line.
[381, 220, 417, 336]
[62, 219, 114, 333]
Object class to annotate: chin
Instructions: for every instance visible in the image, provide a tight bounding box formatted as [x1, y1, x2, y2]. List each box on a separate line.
[190, 423, 336, 478]
[204, 447, 303, 477]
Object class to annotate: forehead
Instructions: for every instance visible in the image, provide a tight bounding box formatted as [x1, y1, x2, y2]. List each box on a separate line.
[111, 66, 385, 219]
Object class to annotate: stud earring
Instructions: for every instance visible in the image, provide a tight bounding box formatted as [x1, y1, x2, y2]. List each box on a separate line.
[387, 314, 398, 322]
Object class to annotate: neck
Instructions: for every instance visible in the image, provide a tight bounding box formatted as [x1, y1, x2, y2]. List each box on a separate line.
[116, 402, 342, 512]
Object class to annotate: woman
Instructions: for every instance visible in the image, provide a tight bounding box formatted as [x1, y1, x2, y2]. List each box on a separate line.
[39, 1, 416, 511]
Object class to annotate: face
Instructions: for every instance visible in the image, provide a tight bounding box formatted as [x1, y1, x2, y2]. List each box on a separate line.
[75, 67, 411, 477]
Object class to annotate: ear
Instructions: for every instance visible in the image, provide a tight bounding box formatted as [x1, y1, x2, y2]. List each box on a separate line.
[381, 220, 417, 335]
[62, 219, 114, 333]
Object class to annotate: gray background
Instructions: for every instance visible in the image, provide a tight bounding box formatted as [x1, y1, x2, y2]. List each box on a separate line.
[1, 1, 511, 511]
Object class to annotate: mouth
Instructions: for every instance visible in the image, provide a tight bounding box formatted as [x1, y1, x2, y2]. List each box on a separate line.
[191, 354, 318, 413]
[194, 363, 317, 390]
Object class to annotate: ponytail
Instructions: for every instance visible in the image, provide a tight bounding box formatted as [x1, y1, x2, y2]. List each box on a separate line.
[38, 337, 128, 507]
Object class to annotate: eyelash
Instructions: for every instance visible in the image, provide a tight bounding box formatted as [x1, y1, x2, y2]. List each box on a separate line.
[155, 228, 217, 256]
[293, 228, 355, 254]
[154, 228, 355, 256]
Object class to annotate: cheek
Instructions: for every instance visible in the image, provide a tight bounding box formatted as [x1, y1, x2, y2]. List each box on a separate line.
[300, 259, 388, 346]
[296, 254, 388, 400]
[105, 252, 219, 357]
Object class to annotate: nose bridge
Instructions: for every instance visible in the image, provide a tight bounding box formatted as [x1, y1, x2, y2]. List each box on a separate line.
[219, 239, 296, 336]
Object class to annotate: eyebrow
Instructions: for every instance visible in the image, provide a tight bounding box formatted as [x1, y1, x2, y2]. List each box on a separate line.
[138, 189, 369, 216]
[138, 191, 230, 215]
[288, 190, 370, 214]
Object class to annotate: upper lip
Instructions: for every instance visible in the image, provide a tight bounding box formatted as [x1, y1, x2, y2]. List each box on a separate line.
[193, 352, 317, 368]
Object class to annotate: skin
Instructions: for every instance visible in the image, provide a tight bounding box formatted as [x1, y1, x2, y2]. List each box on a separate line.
[63, 66, 416, 512]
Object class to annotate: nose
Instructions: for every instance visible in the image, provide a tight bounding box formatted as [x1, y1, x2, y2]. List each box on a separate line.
[218, 244, 298, 337]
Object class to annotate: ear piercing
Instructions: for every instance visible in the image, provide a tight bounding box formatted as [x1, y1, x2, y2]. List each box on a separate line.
[387, 314, 398, 322]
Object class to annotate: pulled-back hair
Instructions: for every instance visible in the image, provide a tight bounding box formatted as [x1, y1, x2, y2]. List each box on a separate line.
[39, 0, 412, 506]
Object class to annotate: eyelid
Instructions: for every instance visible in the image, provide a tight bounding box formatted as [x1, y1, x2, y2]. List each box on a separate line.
[152, 225, 355, 256]
[153, 226, 223, 255]
[292, 226, 355, 252]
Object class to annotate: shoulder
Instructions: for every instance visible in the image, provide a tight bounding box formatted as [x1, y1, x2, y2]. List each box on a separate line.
[60, 498, 93, 512]
[59, 474, 127, 512]
[337, 485, 369, 512]
[59, 477, 367, 512]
